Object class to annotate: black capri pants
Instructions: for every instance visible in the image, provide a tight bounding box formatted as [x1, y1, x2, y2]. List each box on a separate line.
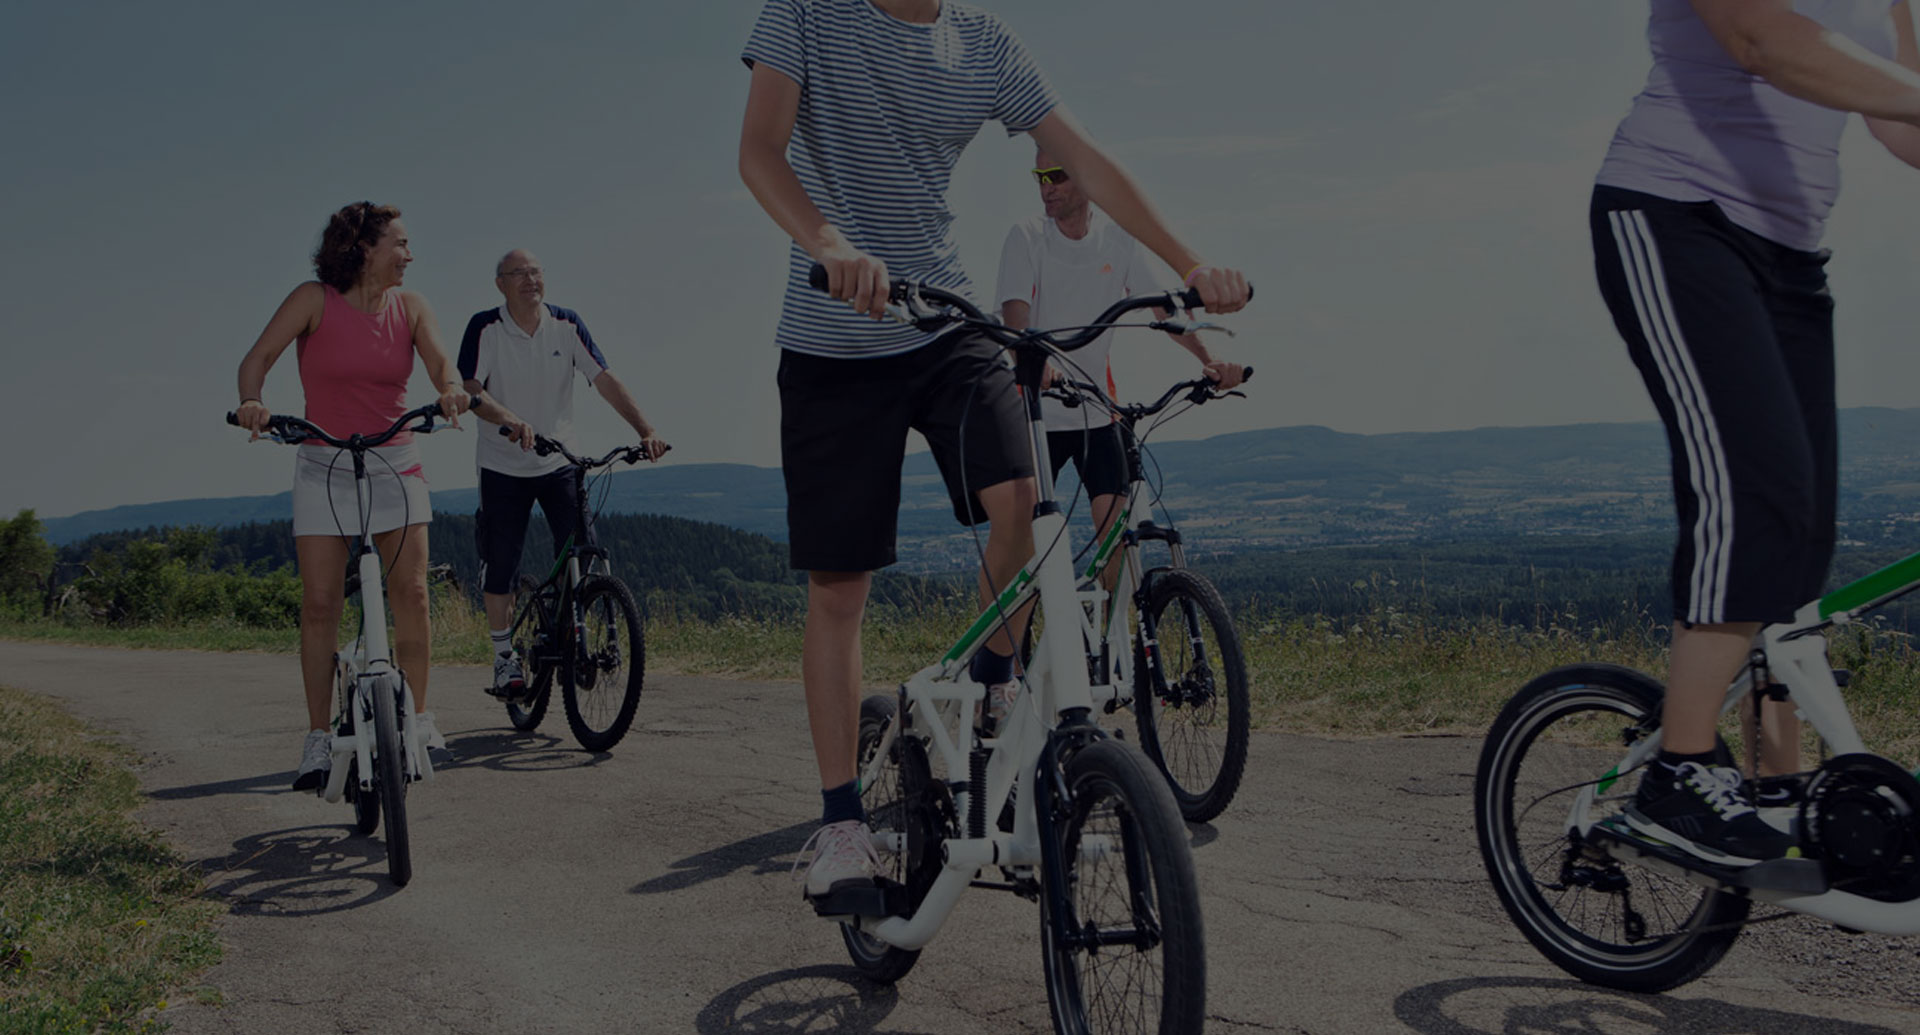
[1590, 185, 1836, 626]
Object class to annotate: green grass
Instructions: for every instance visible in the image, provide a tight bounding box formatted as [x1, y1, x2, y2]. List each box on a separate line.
[8, 593, 1920, 761]
[0, 686, 221, 1034]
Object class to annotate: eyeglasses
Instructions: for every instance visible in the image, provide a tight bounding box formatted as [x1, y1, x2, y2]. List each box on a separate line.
[499, 266, 543, 279]
[1031, 166, 1070, 186]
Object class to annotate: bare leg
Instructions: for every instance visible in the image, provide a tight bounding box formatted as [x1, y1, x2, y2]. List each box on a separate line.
[1663, 621, 1761, 755]
[375, 523, 433, 712]
[295, 536, 351, 731]
[805, 570, 871, 789]
[975, 476, 1040, 659]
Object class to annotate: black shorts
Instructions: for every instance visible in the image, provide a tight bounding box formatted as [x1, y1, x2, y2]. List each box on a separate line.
[1046, 424, 1128, 500]
[475, 466, 592, 595]
[1591, 185, 1836, 625]
[778, 331, 1035, 572]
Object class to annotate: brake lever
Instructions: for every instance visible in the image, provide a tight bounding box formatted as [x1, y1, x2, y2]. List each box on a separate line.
[1150, 318, 1236, 338]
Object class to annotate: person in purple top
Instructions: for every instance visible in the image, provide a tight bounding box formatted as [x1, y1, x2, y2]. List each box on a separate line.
[1591, 0, 1920, 867]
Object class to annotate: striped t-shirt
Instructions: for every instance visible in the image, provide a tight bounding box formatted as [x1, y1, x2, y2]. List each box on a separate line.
[742, 0, 1059, 358]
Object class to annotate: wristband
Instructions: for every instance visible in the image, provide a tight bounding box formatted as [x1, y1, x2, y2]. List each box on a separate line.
[239, 398, 262, 407]
[1181, 264, 1209, 287]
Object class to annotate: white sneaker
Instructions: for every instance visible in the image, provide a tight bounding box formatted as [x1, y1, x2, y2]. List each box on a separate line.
[985, 681, 1020, 730]
[490, 652, 526, 698]
[794, 820, 880, 899]
[292, 729, 331, 791]
[414, 711, 449, 761]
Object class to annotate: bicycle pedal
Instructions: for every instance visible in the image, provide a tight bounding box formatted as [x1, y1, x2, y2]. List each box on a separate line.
[1591, 819, 1828, 894]
[806, 880, 893, 918]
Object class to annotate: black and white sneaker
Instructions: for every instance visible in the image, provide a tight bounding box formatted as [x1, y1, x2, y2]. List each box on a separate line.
[488, 652, 527, 699]
[1624, 761, 1797, 866]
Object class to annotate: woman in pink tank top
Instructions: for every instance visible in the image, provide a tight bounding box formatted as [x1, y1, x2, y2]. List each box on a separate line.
[233, 201, 470, 791]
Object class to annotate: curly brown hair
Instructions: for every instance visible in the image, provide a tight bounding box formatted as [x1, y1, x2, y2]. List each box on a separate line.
[312, 201, 402, 292]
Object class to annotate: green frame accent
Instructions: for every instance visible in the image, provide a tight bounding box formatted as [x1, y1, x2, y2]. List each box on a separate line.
[1818, 549, 1920, 620]
[940, 567, 1037, 665]
[1081, 506, 1130, 580]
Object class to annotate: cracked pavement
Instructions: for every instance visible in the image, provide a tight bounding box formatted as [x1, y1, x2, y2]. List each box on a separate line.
[3, 641, 1917, 1034]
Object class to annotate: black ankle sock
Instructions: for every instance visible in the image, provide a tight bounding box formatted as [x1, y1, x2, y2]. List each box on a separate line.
[821, 780, 863, 826]
[970, 649, 1014, 686]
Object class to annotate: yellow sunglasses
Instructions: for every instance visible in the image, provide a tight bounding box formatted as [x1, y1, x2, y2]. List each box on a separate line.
[1031, 166, 1070, 186]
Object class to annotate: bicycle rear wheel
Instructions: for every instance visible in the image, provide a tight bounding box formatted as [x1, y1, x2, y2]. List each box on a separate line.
[1132, 569, 1250, 823]
[1041, 738, 1204, 1035]
[371, 673, 412, 887]
[507, 576, 555, 732]
[1475, 664, 1746, 991]
[563, 575, 645, 752]
[843, 695, 947, 984]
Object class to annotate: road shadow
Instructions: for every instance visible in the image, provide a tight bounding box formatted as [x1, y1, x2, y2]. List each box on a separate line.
[1394, 975, 1905, 1035]
[696, 965, 934, 1035]
[193, 823, 402, 917]
[632, 819, 816, 895]
[148, 770, 296, 802]
[438, 727, 610, 773]
[1187, 821, 1218, 850]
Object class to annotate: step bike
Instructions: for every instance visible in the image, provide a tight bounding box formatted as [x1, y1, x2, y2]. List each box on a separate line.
[814, 265, 1248, 1033]
[229, 403, 449, 887]
[1476, 549, 1920, 991]
[495, 431, 649, 753]
[1042, 375, 1254, 823]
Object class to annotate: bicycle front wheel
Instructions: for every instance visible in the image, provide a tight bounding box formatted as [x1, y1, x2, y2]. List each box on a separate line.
[371, 673, 412, 887]
[1475, 664, 1746, 991]
[1132, 569, 1250, 823]
[842, 694, 945, 984]
[1041, 738, 1204, 1035]
[563, 575, 645, 752]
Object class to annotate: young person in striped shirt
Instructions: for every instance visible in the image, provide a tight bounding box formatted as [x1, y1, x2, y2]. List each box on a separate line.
[1593, 0, 1920, 867]
[738, 0, 1249, 906]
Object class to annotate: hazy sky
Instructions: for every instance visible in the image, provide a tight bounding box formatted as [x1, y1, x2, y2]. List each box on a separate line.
[3, 1, 1916, 520]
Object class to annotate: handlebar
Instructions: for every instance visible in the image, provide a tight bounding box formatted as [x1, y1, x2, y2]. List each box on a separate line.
[806, 263, 1250, 355]
[226, 403, 447, 449]
[497, 425, 651, 469]
[1044, 370, 1254, 423]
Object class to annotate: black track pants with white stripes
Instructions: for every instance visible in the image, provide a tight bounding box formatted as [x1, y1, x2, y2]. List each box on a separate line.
[1590, 185, 1836, 626]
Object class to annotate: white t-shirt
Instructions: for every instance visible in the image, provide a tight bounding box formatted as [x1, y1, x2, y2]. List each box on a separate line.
[457, 304, 609, 478]
[994, 211, 1166, 432]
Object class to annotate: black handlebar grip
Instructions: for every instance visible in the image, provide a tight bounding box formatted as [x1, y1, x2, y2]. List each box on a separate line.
[226, 412, 242, 426]
[1175, 283, 1255, 310]
[808, 263, 830, 292]
[1243, 366, 1255, 381]
[497, 425, 513, 436]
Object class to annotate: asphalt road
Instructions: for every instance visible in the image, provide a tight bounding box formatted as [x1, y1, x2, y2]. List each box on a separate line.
[4, 640, 1918, 1034]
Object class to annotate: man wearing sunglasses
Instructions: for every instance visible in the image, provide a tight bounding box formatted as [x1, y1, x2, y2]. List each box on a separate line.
[995, 148, 1247, 579]
[457, 249, 672, 697]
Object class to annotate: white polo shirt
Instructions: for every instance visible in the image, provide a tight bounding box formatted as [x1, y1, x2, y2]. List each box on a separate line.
[994, 211, 1166, 432]
[457, 303, 609, 477]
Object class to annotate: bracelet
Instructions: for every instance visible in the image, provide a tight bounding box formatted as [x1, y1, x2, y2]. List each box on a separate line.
[239, 397, 262, 407]
[1181, 264, 1209, 287]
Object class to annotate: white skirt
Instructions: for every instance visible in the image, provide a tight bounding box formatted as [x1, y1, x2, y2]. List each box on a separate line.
[291, 441, 433, 538]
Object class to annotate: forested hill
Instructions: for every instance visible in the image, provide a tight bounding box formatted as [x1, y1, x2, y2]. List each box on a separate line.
[56, 514, 964, 620]
[41, 408, 1920, 571]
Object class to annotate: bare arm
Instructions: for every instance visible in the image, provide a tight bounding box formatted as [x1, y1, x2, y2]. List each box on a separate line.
[460, 378, 534, 450]
[1866, 3, 1920, 167]
[738, 63, 889, 318]
[1028, 110, 1248, 314]
[403, 291, 468, 426]
[234, 282, 324, 434]
[1690, 0, 1920, 121]
[593, 370, 670, 461]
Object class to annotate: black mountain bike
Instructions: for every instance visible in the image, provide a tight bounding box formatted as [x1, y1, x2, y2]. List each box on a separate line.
[496, 431, 648, 753]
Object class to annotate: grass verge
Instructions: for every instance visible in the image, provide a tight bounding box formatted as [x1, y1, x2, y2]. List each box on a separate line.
[0, 685, 221, 1034]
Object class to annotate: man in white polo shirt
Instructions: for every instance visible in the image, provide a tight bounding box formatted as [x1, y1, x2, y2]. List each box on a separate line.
[995, 147, 1245, 574]
[458, 248, 672, 694]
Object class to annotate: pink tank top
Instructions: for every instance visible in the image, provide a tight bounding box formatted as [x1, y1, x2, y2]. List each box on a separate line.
[297, 285, 416, 444]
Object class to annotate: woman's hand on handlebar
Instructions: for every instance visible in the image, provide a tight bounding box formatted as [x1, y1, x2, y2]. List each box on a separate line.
[435, 383, 470, 429]
[815, 239, 890, 321]
[640, 435, 672, 462]
[1185, 266, 1251, 315]
[235, 399, 271, 441]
